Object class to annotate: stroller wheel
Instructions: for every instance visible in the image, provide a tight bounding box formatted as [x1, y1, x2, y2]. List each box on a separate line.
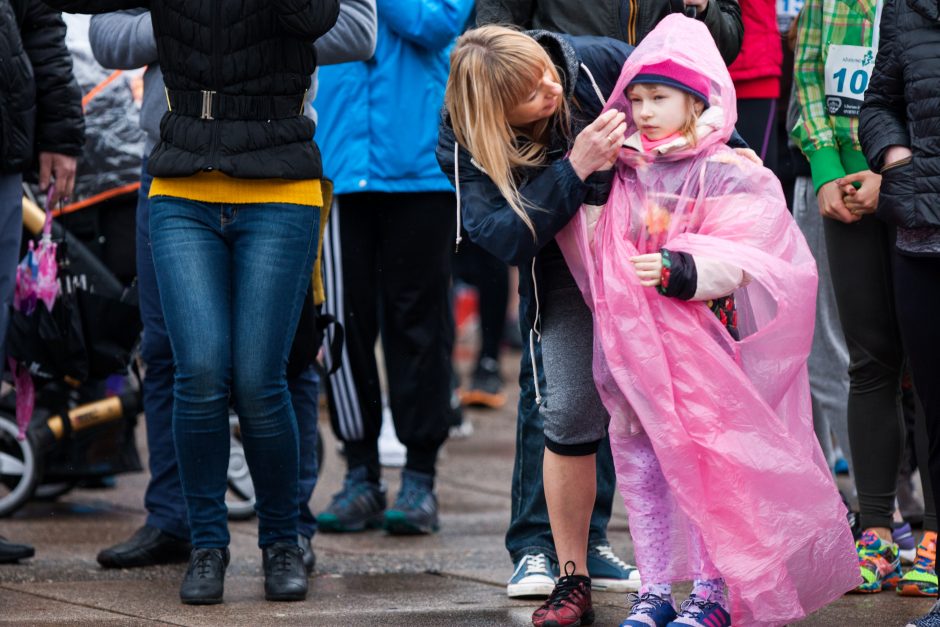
[0, 413, 41, 517]
[226, 411, 256, 520]
[34, 481, 78, 501]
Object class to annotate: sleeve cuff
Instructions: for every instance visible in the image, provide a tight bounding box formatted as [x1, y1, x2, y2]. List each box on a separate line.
[583, 169, 614, 206]
[809, 146, 847, 193]
[658, 248, 697, 300]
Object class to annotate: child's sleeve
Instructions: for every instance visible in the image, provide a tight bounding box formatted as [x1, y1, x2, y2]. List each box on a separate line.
[658, 249, 745, 301]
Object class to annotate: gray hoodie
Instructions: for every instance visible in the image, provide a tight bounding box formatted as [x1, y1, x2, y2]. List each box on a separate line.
[89, 0, 377, 153]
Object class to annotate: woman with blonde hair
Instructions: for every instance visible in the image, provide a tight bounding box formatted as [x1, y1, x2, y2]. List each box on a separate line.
[438, 25, 633, 627]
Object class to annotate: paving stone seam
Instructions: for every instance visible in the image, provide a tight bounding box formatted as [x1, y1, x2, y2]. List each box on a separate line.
[435, 476, 511, 500]
[0, 584, 184, 626]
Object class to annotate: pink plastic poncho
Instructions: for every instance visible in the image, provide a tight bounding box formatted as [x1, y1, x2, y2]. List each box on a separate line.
[555, 15, 859, 626]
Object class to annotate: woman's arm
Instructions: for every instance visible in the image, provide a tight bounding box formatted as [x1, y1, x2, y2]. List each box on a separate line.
[859, 0, 908, 172]
[316, 0, 377, 65]
[376, 0, 474, 51]
[88, 10, 157, 70]
[274, 0, 340, 40]
[701, 0, 744, 66]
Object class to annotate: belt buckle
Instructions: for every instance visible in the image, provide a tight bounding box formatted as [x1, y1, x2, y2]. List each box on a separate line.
[201, 90, 216, 120]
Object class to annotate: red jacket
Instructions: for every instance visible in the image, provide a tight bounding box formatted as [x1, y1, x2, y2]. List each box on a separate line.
[728, 0, 782, 99]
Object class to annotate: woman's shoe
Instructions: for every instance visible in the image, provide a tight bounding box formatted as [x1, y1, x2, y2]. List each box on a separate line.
[179, 548, 229, 605]
[532, 562, 593, 627]
[263, 542, 308, 601]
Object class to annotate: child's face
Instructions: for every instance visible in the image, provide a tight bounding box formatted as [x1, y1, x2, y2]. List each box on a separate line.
[627, 84, 690, 141]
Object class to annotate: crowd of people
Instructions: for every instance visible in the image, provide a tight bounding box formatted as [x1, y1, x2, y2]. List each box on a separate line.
[1, 0, 939, 625]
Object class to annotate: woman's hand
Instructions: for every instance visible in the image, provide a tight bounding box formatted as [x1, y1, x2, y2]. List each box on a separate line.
[630, 253, 663, 287]
[836, 170, 882, 217]
[569, 109, 627, 181]
[817, 180, 860, 224]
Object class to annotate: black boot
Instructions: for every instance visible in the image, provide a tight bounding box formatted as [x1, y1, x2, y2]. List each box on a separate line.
[179, 548, 229, 605]
[97, 525, 191, 569]
[0, 537, 34, 564]
[263, 542, 308, 601]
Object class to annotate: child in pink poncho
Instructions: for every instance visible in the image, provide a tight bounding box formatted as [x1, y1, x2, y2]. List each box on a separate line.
[555, 15, 860, 627]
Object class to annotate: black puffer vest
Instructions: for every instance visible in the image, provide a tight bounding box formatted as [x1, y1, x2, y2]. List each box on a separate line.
[48, 0, 340, 180]
[859, 0, 940, 228]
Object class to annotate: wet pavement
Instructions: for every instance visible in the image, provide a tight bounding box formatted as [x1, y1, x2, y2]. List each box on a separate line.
[0, 350, 933, 626]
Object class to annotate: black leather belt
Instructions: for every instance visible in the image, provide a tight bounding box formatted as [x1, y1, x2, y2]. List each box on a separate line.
[164, 88, 306, 120]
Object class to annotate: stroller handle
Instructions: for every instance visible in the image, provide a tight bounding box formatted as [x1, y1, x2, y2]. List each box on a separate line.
[22, 196, 46, 235]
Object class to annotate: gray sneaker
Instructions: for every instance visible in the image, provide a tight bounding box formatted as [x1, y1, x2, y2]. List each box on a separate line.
[318, 466, 386, 533]
[384, 469, 439, 535]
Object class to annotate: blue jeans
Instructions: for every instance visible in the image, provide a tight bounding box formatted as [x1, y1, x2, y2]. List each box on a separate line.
[0, 173, 23, 377]
[137, 163, 322, 541]
[149, 194, 318, 548]
[506, 324, 616, 563]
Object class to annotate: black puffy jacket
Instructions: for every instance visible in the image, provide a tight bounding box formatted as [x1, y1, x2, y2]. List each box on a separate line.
[0, 0, 84, 175]
[45, 0, 340, 180]
[859, 0, 940, 228]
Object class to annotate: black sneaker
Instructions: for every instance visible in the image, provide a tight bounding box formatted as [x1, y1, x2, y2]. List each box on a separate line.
[318, 466, 386, 533]
[460, 357, 506, 409]
[384, 469, 439, 535]
[180, 548, 229, 605]
[97, 525, 191, 569]
[298, 534, 315, 574]
[263, 542, 307, 602]
[0, 536, 34, 564]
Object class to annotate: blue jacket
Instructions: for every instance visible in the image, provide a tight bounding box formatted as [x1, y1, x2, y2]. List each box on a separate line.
[316, 0, 474, 195]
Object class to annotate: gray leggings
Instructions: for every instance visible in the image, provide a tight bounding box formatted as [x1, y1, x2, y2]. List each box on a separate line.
[538, 283, 610, 455]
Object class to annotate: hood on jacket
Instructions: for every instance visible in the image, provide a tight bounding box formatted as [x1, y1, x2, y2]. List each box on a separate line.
[908, 0, 940, 21]
[604, 14, 737, 162]
[526, 29, 581, 101]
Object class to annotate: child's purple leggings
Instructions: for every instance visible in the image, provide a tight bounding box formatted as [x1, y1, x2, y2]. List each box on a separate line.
[610, 429, 721, 585]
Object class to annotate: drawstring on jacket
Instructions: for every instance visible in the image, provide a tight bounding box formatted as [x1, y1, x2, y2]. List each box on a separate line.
[529, 259, 542, 405]
[454, 142, 463, 252]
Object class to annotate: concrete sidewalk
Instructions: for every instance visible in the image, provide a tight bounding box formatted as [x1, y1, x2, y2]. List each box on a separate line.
[0, 350, 931, 626]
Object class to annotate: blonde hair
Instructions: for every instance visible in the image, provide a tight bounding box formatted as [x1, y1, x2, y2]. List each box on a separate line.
[445, 25, 570, 238]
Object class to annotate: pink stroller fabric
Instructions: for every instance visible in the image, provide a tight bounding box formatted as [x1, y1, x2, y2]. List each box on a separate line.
[556, 15, 859, 626]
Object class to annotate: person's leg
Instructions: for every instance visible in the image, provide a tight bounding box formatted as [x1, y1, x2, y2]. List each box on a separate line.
[97, 161, 191, 568]
[734, 98, 779, 171]
[321, 194, 383, 479]
[824, 215, 905, 536]
[150, 197, 234, 549]
[0, 173, 23, 376]
[290, 366, 320, 544]
[318, 193, 387, 531]
[792, 176, 852, 475]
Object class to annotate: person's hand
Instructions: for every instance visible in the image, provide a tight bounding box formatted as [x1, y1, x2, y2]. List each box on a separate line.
[630, 253, 663, 287]
[734, 148, 762, 166]
[836, 170, 882, 217]
[817, 179, 860, 224]
[884, 145, 913, 168]
[38, 152, 77, 208]
[569, 109, 627, 181]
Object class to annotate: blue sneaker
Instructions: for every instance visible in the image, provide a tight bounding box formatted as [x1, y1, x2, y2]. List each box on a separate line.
[318, 466, 386, 533]
[620, 592, 677, 627]
[907, 599, 940, 627]
[588, 544, 641, 592]
[667, 594, 731, 627]
[507, 553, 558, 599]
[384, 469, 439, 535]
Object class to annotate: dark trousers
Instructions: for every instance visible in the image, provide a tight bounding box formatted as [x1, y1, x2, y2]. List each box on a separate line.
[136, 161, 322, 541]
[825, 215, 935, 530]
[454, 238, 508, 362]
[894, 252, 940, 534]
[320, 192, 456, 481]
[735, 98, 779, 173]
[0, 173, 22, 378]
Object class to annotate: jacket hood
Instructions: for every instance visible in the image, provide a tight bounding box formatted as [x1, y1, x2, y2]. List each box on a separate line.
[908, 0, 940, 21]
[604, 15, 736, 161]
[527, 30, 580, 101]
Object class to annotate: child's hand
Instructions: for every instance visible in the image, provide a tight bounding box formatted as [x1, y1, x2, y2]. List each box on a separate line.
[630, 253, 663, 287]
[733, 148, 762, 166]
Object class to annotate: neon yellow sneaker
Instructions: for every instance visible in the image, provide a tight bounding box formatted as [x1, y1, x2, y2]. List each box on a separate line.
[851, 530, 902, 593]
[898, 531, 939, 598]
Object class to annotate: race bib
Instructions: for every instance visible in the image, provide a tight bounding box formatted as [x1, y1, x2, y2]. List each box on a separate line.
[824, 0, 883, 117]
[824, 44, 876, 116]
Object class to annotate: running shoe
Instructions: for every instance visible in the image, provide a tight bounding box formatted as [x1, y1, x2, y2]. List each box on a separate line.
[852, 530, 902, 593]
[532, 562, 593, 627]
[898, 531, 939, 598]
[384, 469, 439, 535]
[318, 466, 386, 533]
[620, 592, 677, 627]
[460, 357, 507, 409]
[666, 594, 730, 627]
[895, 522, 918, 565]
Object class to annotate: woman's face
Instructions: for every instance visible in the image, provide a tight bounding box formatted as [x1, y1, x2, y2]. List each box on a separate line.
[506, 68, 563, 129]
[627, 84, 691, 141]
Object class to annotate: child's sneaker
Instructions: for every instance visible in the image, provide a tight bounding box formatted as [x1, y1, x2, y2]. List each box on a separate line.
[852, 530, 902, 593]
[620, 592, 677, 627]
[895, 522, 919, 565]
[898, 531, 939, 598]
[666, 594, 730, 627]
[531, 562, 593, 627]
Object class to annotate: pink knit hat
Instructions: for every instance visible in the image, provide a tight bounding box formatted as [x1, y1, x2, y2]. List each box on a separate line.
[627, 59, 710, 106]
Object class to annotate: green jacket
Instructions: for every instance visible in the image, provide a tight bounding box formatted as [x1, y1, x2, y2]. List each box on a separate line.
[792, 0, 879, 191]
